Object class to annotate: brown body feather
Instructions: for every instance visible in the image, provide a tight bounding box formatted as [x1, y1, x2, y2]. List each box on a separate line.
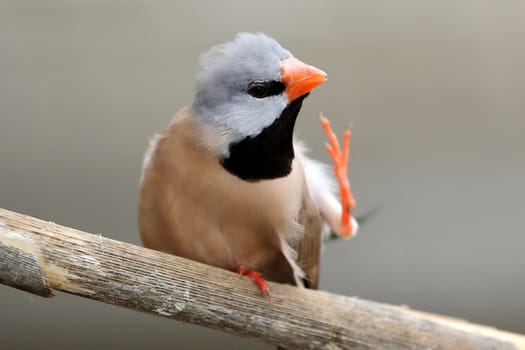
[139, 107, 322, 287]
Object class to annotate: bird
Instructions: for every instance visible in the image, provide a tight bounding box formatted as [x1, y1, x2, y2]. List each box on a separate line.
[138, 32, 357, 297]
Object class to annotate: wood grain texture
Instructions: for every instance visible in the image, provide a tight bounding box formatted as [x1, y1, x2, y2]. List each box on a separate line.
[1, 208, 524, 349]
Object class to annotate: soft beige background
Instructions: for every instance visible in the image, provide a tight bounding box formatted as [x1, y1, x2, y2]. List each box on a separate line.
[1, 1, 524, 349]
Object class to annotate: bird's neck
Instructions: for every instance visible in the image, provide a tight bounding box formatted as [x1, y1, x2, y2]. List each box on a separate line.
[220, 94, 308, 181]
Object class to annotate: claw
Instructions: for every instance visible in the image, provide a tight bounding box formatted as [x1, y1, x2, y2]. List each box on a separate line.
[320, 114, 356, 238]
[236, 265, 271, 303]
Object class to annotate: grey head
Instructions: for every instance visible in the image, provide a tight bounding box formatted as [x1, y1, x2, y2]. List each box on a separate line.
[192, 32, 293, 156]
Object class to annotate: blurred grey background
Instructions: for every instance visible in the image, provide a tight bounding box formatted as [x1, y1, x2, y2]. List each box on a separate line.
[1, 1, 524, 349]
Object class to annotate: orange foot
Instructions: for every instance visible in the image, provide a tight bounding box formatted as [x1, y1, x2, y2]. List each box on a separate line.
[236, 265, 271, 302]
[320, 114, 356, 238]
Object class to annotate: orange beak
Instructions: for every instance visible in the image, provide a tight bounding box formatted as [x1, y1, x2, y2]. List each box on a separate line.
[280, 57, 327, 102]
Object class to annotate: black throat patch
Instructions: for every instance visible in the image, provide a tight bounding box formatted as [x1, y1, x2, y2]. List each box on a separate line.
[220, 94, 308, 181]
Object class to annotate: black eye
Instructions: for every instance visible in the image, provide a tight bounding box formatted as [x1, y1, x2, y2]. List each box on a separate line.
[247, 81, 285, 99]
[247, 82, 270, 98]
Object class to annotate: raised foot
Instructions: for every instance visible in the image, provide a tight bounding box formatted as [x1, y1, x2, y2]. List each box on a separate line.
[236, 265, 271, 303]
[320, 113, 356, 238]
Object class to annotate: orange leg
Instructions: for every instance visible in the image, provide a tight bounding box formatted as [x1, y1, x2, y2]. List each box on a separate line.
[320, 114, 356, 238]
[236, 265, 271, 302]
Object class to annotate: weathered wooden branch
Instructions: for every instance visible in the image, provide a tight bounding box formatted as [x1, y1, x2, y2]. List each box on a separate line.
[1, 208, 524, 349]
